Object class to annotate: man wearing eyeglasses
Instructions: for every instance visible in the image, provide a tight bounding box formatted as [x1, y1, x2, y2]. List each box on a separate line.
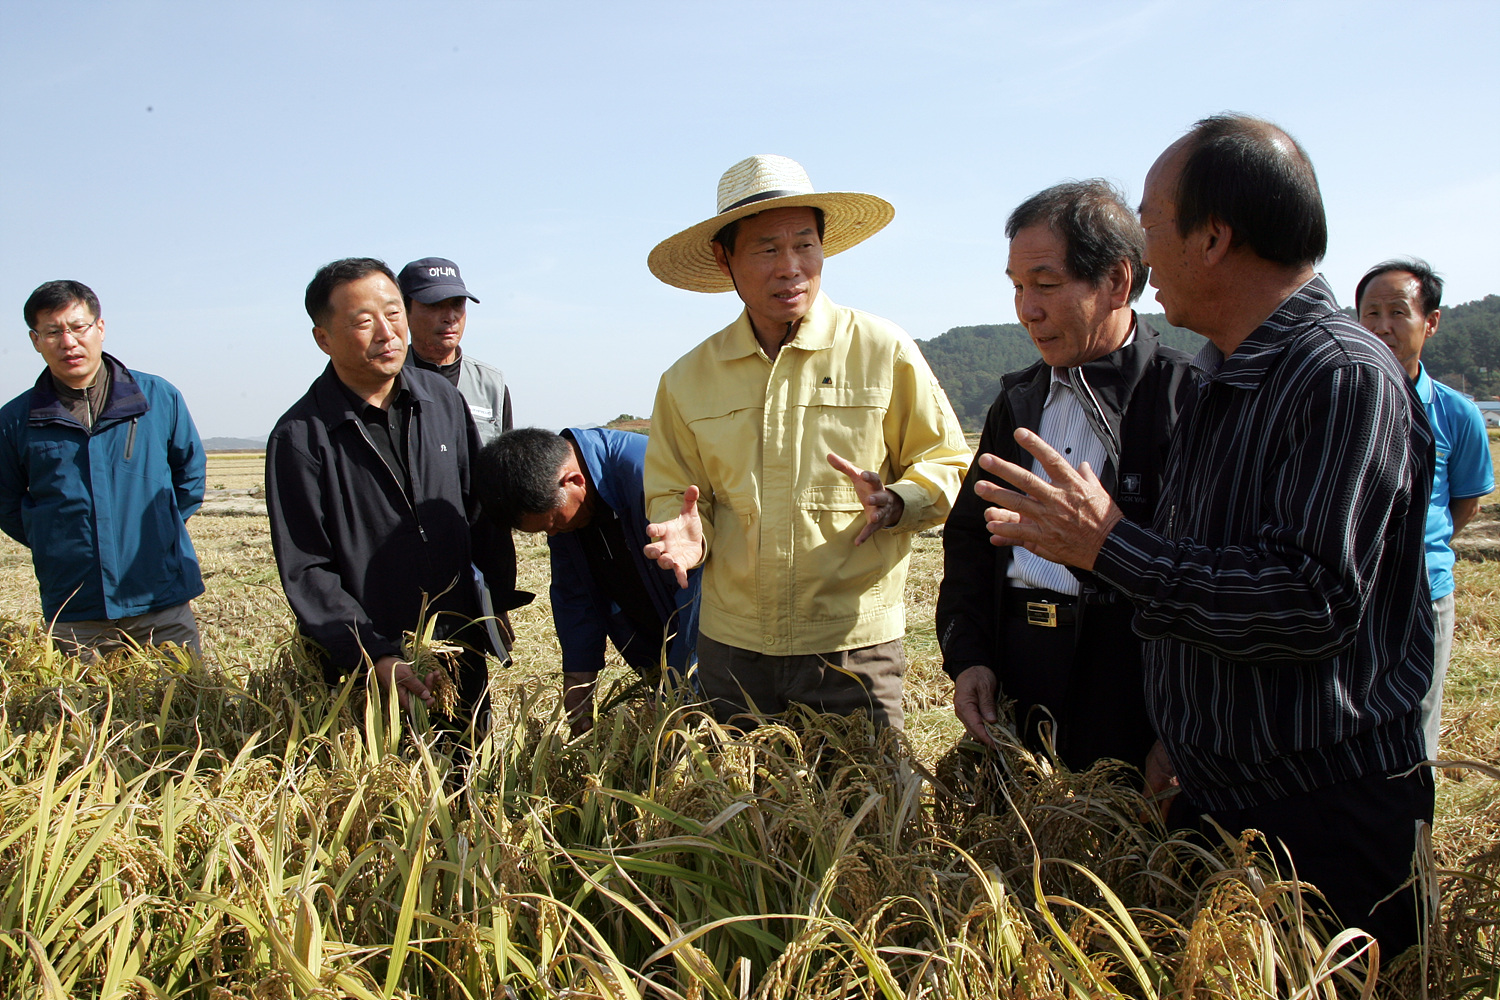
[0, 279, 206, 658]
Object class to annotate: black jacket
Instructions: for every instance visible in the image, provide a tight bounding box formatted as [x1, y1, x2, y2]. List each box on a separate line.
[266, 364, 517, 688]
[936, 320, 1197, 766]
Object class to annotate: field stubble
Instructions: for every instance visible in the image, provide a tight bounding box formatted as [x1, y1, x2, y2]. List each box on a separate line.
[0, 453, 1494, 997]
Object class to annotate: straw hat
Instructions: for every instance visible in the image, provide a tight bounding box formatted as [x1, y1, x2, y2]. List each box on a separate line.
[648, 154, 895, 293]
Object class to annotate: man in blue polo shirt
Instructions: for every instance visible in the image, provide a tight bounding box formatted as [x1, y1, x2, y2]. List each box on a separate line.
[474, 427, 700, 735]
[1357, 258, 1494, 761]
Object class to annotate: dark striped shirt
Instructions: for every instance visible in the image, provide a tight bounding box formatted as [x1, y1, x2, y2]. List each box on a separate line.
[1093, 276, 1434, 811]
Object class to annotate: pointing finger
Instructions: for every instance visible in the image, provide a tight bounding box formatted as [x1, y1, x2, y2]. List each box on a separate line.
[974, 477, 1042, 516]
[826, 452, 863, 480]
[976, 452, 1051, 498]
[1012, 427, 1083, 484]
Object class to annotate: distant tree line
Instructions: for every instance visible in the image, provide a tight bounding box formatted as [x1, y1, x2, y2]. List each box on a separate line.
[920, 295, 1500, 430]
[1420, 295, 1500, 399]
[917, 316, 1206, 430]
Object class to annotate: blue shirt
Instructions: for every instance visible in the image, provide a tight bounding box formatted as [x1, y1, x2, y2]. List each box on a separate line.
[550, 427, 701, 675]
[1415, 365, 1495, 601]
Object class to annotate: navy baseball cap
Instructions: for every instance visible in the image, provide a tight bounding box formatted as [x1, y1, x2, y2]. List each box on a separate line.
[397, 257, 480, 304]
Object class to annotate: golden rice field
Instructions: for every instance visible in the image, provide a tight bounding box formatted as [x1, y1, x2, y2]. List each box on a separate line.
[0, 451, 1496, 999]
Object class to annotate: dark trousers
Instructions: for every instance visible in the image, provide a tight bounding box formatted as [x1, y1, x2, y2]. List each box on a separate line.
[1206, 767, 1434, 956]
[696, 634, 906, 729]
[996, 589, 1155, 772]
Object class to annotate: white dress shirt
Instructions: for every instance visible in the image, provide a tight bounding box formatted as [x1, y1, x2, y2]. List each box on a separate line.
[1008, 329, 1134, 595]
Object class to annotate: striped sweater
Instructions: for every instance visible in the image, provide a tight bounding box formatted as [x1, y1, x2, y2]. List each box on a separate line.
[1093, 276, 1434, 811]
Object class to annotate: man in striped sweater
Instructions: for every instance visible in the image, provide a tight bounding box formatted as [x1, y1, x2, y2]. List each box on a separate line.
[974, 114, 1434, 955]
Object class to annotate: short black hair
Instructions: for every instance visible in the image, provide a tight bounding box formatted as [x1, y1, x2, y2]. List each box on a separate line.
[473, 428, 573, 529]
[1005, 180, 1148, 304]
[1355, 258, 1443, 316]
[713, 207, 826, 254]
[1174, 113, 1327, 268]
[24, 280, 101, 331]
[304, 258, 397, 326]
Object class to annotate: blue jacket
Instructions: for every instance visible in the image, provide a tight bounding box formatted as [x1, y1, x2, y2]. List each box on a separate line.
[0, 354, 205, 622]
[551, 427, 700, 675]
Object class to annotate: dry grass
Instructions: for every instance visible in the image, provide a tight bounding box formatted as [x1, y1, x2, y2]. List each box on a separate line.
[0, 453, 1495, 997]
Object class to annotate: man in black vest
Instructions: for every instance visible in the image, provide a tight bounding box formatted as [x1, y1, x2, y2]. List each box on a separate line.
[938, 180, 1196, 772]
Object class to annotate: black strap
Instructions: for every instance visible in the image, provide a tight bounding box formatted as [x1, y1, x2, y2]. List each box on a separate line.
[721, 188, 803, 213]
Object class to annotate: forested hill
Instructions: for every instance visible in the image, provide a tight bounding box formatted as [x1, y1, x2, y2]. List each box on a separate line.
[1421, 295, 1500, 397]
[920, 294, 1500, 430]
[916, 316, 1206, 430]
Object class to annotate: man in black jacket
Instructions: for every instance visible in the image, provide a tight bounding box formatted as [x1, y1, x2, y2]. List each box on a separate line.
[938, 180, 1196, 772]
[267, 258, 519, 732]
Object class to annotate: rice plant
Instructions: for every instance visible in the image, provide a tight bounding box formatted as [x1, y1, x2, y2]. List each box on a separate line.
[0, 496, 1496, 997]
[1, 621, 1495, 998]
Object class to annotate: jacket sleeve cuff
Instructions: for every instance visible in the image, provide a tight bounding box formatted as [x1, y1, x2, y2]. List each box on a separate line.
[941, 657, 991, 681]
[1090, 518, 1164, 600]
[318, 634, 403, 685]
[887, 481, 934, 532]
[937, 617, 993, 680]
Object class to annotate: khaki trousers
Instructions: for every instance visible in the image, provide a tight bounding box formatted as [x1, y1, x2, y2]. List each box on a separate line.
[50, 601, 201, 661]
[696, 634, 906, 730]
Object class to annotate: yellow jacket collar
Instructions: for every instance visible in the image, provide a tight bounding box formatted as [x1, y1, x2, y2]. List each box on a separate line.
[714, 292, 839, 361]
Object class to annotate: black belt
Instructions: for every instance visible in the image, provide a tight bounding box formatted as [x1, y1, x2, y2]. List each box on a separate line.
[1003, 587, 1078, 628]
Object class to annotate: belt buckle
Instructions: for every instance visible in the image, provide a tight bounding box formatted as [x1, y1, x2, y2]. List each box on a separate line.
[1026, 601, 1058, 628]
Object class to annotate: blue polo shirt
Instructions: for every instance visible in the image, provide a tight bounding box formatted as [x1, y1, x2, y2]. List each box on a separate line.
[1416, 365, 1494, 601]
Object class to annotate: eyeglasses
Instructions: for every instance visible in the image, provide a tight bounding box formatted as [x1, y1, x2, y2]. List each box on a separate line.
[31, 318, 98, 341]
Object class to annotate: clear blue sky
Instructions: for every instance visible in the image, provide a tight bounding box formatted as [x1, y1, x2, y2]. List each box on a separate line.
[3, 0, 1496, 437]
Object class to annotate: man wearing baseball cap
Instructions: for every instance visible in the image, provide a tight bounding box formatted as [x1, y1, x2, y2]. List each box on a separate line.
[397, 257, 512, 445]
[398, 257, 519, 662]
[642, 155, 969, 729]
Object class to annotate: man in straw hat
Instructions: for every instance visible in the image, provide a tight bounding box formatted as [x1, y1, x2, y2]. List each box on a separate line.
[641, 154, 969, 729]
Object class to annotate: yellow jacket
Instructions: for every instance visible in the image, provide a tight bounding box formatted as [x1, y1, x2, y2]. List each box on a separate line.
[645, 293, 970, 655]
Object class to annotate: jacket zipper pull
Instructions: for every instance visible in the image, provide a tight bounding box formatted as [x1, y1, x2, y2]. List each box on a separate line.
[419, 525, 428, 542]
[125, 419, 138, 461]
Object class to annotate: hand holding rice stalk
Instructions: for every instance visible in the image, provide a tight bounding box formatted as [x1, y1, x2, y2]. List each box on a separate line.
[370, 590, 463, 721]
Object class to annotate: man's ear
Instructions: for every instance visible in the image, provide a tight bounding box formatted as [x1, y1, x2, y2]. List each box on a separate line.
[1107, 260, 1132, 311]
[1200, 216, 1233, 267]
[1425, 309, 1441, 342]
[711, 240, 733, 279]
[311, 325, 334, 358]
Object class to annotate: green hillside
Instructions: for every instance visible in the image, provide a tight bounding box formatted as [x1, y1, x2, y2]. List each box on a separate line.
[921, 295, 1500, 430]
[1422, 295, 1500, 398]
[917, 316, 1206, 429]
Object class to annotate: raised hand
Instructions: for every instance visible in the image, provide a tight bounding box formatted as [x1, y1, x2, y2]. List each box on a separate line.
[827, 452, 905, 546]
[643, 485, 705, 589]
[972, 428, 1123, 570]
